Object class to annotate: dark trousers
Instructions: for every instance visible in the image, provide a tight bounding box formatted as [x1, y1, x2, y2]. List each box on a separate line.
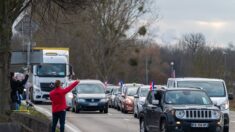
[52, 111, 66, 132]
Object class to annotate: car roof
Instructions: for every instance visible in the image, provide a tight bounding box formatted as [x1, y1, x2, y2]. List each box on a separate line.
[156, 87, 205, 92]
[168, 77, 224, 82]
[124, 83, 143, 86]
[79, 79, 104, 84]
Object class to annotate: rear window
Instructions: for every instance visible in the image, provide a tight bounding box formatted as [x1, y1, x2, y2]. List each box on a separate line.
[177, 81, 225, 97]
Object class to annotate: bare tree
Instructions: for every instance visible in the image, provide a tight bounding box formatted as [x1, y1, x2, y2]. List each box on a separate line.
[79, 0, 154, 81]
[0, 0, 87, 114]
[181, 33, 206, 55]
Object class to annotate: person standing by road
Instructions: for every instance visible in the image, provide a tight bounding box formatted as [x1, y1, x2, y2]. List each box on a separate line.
[50, 80, 79, 132]
[10, 72, 29, 110]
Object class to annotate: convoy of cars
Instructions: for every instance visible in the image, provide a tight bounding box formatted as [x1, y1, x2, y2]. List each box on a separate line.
[61, 77, 233, 132]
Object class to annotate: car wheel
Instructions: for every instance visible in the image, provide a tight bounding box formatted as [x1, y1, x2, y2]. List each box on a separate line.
[140, 118, 147, 132]
[75, 105, 80, 113]
[72, 106, 75, 112]
[104, 108, 108, 113]
[224, 126, 229, 132]
[160, 119, 167, 132]
[99, 110, 103, 113]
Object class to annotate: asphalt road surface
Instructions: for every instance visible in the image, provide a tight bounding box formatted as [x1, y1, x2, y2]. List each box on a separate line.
[35, 104, 235, 132]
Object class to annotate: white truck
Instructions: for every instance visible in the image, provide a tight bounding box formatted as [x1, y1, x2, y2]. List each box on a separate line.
[30, 47, 72, 103]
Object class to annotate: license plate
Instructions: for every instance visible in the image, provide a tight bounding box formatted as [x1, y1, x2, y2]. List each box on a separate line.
[89, 103, 98, 106]
[191, 123, 208, 128]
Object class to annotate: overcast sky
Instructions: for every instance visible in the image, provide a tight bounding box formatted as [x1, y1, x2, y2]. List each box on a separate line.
[146, 0, 235, 46]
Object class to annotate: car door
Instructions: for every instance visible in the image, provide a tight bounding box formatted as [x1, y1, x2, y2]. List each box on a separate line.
[151, 91, 163, 131]
[145, 91, 155, 131]
[134, 87, 140, 113]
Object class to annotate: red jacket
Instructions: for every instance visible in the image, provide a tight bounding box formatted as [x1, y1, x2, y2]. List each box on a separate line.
[50, 80, 79, 113]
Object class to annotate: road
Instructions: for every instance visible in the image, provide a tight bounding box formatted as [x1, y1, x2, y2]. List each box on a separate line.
[35, 104, 235, 132]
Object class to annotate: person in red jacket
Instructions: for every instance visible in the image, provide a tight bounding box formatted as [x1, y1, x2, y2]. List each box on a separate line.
[50, 80, 79, 132]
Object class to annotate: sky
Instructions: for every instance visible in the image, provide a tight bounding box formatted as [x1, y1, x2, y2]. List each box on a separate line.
[144, 0, 235, 47]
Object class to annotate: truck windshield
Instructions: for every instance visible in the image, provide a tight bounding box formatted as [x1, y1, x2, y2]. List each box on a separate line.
[76, 84, 105, 94]
[165, 90, 212, 105]
[37, 64, 66, 77]
[177, 81, 225, 97]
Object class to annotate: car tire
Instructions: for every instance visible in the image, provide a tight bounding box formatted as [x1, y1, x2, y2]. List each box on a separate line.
[72, 106, 75, 112]
[160, 119, 167, 132]
[104, 108, 108, 113]
[224, 126, 229, 132]
[75, 105, 80, 113]
[140, 118, 148, 132]
[99, 110, 103, 113]
[134, 113, 137, 118]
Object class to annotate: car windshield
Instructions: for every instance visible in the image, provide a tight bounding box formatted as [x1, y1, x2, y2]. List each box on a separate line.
[140, 88, 149, 97]
[76, 84, 105, 94]
[37, 63, 66, 77]
[112, 88, 119, 94]
[127, 87, 139, 96]
[165, 90, 212, 105]
[177, 81, 225, 97]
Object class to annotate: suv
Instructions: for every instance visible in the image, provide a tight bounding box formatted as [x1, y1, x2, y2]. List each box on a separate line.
[139, 88, 223, 132]
[71, 80, 108, 113]
[167, 78, 233, 132]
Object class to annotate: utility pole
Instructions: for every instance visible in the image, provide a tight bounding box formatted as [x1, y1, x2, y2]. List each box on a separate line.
[145, 56, 148, 84]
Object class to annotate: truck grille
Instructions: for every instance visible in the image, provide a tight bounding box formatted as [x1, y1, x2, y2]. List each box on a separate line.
[40, 83, 55, 92]
[185, 110, 212, 119]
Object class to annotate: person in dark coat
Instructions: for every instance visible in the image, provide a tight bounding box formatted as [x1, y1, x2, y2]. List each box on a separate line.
[10, 72, 29, 110]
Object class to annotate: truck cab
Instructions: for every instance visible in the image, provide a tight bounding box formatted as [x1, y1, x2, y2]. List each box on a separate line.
[30, 48, 71, 103]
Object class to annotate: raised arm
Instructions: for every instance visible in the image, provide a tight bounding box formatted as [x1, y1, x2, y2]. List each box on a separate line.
[62, 80, 79, 94]
[20, 74, 29, 85]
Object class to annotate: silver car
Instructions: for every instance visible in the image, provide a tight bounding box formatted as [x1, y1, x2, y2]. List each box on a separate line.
[133, 85, 150, 118]
[71, 80, 108, 113]
[63, 80, 75, 111]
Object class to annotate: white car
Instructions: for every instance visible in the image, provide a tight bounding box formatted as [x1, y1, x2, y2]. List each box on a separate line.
[167, 77, 234, 132]
[63, 80, 75, 110]
[133, 85, 164, 118]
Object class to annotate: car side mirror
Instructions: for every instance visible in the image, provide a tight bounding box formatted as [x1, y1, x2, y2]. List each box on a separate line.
[152, 100, 159, 106]
[122, 94, 125, 98]
[229, 93, 234, 100]
[105, 91, 110, 94]
[134, 95, 139, 98]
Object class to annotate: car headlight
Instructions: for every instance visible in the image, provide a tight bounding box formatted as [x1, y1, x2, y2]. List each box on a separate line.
[100, 98, 108, 102]
[175, 110, 185, 119]
[77, 98, 85, 102]
[68, 93, 73, 98]
[212, 110, 221, 119]
[220, 101, 229, 110]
